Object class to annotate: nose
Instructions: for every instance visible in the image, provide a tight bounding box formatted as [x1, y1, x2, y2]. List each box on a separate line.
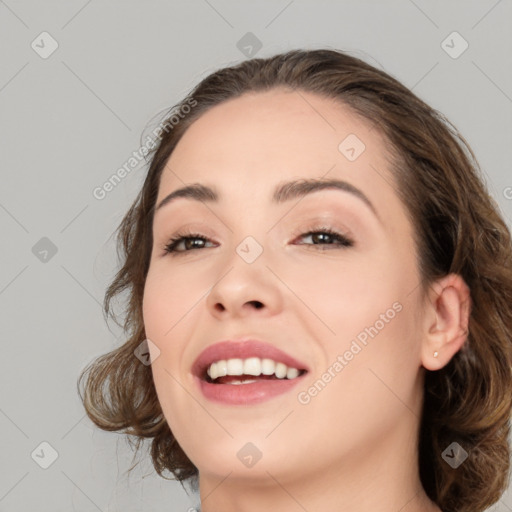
[205, 252, 284, 319]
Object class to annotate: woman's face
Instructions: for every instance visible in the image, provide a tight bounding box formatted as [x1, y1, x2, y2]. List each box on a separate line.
[143, 88, 427, 482]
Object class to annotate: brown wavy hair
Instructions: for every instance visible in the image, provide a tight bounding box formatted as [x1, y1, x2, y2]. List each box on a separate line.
[78, 49, 512, 512]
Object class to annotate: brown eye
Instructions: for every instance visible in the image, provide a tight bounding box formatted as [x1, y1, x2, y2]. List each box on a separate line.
[295, 228, 354, 248]
[164, 233, 215, 254]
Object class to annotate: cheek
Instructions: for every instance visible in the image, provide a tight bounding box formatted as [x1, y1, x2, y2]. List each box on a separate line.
[283, 253, 395, 338]
[295, 300, 421, 434]
[141, 270, 192, 407]
[142, 270, 197, 429]
[142, 265, 205, 340]
[291, 252, 420, 385]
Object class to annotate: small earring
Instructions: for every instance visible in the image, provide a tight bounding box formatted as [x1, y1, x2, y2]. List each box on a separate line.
[433, 351, 439, 358]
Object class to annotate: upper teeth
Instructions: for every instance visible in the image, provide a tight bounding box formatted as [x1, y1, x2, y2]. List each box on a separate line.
[206, 357, 301, 380]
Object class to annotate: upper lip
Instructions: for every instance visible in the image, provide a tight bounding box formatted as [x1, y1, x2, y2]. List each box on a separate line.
[192, 339, 310, 379]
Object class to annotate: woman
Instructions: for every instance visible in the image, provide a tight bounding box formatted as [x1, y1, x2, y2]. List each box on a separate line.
[79, 49, 512, 512]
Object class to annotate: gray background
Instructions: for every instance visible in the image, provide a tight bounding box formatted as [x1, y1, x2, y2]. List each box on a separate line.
[1, 1, 511, 511]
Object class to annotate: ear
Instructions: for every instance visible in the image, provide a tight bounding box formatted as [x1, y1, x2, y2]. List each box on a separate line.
[420, 273, 471, 371]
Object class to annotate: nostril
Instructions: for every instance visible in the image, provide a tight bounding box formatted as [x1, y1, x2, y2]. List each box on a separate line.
[213, 301, 263, 312]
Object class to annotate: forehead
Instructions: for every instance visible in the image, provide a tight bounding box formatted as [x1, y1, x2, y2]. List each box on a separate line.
[157, 89, 403, 228]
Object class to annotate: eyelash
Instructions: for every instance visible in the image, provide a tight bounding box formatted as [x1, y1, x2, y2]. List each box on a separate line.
[163, 226, 354, 255]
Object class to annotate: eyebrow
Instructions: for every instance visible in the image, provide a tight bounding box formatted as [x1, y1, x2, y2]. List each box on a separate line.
[155, 178, 381, 223]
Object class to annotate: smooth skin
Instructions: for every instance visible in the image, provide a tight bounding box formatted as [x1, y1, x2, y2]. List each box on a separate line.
[142, 88, 471, 512]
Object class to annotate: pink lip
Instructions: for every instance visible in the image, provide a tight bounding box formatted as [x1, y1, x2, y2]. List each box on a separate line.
[191, 339, 309, 406]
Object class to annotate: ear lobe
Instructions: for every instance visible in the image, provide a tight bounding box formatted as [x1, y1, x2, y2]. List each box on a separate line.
[421, 274, 471, 371]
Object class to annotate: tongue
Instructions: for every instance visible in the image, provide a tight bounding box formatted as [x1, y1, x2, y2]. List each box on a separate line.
[215, 374, 279, 384]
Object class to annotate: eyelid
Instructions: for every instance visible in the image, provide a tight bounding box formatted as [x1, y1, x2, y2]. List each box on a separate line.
[288, 218, 354, 241]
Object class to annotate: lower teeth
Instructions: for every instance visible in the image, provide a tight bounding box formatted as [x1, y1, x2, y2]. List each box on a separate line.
[228, 379, 258, 385]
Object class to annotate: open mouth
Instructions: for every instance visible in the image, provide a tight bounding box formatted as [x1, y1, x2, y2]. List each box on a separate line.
[192, 340, 310, 404]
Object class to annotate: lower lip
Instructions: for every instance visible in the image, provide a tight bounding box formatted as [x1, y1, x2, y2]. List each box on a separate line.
[195, 374, 305, 405]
